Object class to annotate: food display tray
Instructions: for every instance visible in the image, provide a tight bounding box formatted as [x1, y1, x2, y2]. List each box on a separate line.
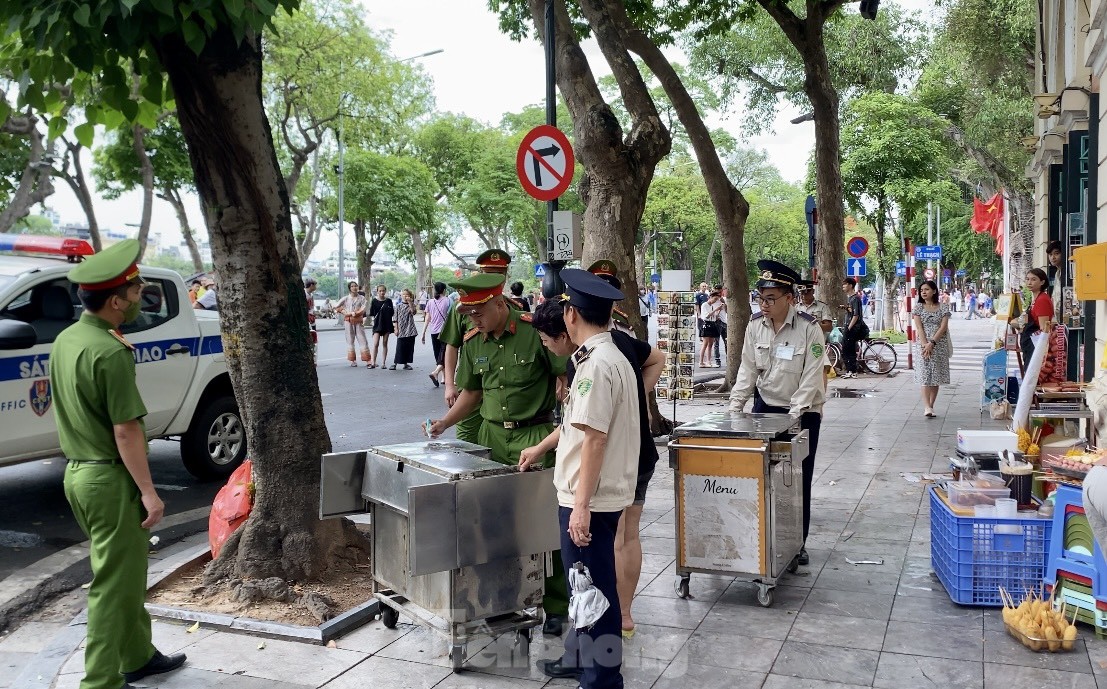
[1004, 622, 1081, 653]
[1042, 456, 1092, 478]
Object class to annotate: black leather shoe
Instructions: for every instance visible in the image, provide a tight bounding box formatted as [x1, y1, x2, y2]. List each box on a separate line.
[123, 650, 187, 683]
[542, 614, 566, 637]
[539, 658, 582, 679]
[798, 547, 810, 566]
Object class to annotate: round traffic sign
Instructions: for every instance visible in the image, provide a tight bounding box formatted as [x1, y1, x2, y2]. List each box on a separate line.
[846, 236, 869, 258]
[516, 125, 575, 202]
[924, 268, 935, 280]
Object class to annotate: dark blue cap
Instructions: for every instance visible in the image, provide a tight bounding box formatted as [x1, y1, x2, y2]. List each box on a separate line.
[560, 268, 625, 310]
[756, 260, 801, 290]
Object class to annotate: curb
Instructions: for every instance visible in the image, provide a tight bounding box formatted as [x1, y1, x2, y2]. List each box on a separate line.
[0, 506, 213, 633]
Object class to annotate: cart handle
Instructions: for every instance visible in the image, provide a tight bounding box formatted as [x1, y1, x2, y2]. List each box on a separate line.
[667, 441, 768, 454]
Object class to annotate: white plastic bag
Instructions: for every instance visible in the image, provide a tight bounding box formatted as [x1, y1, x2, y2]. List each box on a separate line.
[568, 562, 609, 629]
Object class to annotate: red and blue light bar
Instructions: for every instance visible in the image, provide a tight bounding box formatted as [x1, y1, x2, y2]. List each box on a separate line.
[0, 233, 94, 260]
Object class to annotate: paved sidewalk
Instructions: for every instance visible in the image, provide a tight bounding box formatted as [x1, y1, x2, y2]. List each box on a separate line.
[4, 318, 1105, 689]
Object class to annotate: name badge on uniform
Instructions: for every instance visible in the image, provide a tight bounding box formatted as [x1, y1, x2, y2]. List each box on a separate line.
[775, 345, 795, 360]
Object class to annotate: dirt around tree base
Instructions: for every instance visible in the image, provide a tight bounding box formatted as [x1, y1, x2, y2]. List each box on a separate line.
[148, 557, 374, 628]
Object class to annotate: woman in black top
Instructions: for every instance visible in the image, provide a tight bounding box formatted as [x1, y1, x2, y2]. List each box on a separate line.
[368, 285, 394, 369]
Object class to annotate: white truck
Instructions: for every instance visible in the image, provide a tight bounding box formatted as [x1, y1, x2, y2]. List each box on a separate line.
[0, 234, 246, 479]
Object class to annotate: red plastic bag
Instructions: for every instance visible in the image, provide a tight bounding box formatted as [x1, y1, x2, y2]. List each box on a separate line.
[209, 459, 253, 559]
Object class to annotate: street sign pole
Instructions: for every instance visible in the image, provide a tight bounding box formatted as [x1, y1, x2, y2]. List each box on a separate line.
[904, 235, 914, 371]
[541, 0, 564, 298]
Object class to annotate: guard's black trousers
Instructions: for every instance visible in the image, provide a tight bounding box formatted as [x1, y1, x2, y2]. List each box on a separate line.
[753, 393, 822, 543]
[559, 508, 624, 689]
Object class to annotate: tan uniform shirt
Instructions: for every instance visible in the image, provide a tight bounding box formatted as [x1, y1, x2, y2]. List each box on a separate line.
[796, 298, 833, 324]
[554, 332, 640, 512]
[729, 307, 827, 416]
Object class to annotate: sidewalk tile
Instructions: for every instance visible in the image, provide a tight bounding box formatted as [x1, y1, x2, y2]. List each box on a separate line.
[698, 605, 797, 640]
[374, 625, 491, 670]
[874, 651, 983, 689]
[813, 565, 902, 595]
[882, 620, 983, 661]
[433, 672, 544, 688]
[772, 641, 879, 685]
[0, 622, 67, 653]
[982, 630, 1093, 674]
[625, 592, 712, 629]
[982, 662, 1097, 689]
[890, 593, 984, 629]
[640, 573, 731, 603]
[150, 617, 219, 653]
[761, 675, 871, 689]
[801, 588, 894, 620]
[679, 630, 783, 672]
[319, 656, 448, 689]
[182, 632, 368, 685]
[719, 582, 808, 611]
[333, 619, 411, 654]
[652, 659, 761, 689]
[620, 623, 692, 662]
[0, 651, 33, 688]
[788, 612, 888, 651]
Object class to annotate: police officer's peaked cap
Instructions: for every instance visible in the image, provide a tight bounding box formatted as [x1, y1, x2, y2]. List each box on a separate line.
[587, 259, 622, 290]
[798, 279, 817, 291]
[68, 239, 144, 291]
[475, 249, 511, 271]
[755, 259, 800, 290]
[448, 272, 506, 306]
[561, 268, 624, 310]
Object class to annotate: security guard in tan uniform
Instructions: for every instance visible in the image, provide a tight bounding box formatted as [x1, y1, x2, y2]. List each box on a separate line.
[50, 240, 186, 689]
[729, 260, 826, 565]
[795, 279, 834, 336]
[440, 249, 513, 443]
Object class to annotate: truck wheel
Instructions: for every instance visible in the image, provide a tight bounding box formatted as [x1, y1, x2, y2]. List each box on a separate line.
[181, 396, 246, 480]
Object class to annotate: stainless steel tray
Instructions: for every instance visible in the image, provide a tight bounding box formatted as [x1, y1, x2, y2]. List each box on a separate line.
[672, 412, 798, 439]
[371, 441, 507, 479]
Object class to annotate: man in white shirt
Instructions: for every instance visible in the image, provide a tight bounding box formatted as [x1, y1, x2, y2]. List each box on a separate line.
[951, 287, 962, 313]
[521, 269, 640, 688]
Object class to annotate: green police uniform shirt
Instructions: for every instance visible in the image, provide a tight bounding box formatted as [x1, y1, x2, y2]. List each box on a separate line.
[455, 309, 566, 423]
[439, 295, 519, 348]
[50, 314, 147, 459]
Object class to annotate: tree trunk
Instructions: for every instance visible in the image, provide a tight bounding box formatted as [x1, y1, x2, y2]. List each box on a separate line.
[529, 0, 671, 431]
[294, 148, 325, 268]
[61, 140, 102, 252]
[410, 228, 429, 295]
[132, 124, 155, 259]
[805, 50, 846, 308]
[153, 28, 363, 584]
[614, 0, 751, 391]
[704, 232, 717, 285]
[0, 113, 55, 233]
[160, 187, 205, 272]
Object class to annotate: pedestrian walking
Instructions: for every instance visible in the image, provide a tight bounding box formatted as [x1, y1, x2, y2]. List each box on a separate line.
[391, 288, 418, 370]
[698, 290, 722, 367]
[951, 287, 962, 312]
[713, 285, 728, 365]
[439, 248, 512, 444]
[421, 281, 450, 387]
[418, 287, 428, 316]
[425, 271, 570, 636]
[965, 289, 978, 319]
[368, 284, 394, 369]
[50, 240, 187, 689]
[521, 270, 640, 688]
[840, 278, 867, 378]
[336, 281, 369, 366]
[731, 259, 826, 565]
[1020, 268, 1054, 362]
[911, 280, 952, 418]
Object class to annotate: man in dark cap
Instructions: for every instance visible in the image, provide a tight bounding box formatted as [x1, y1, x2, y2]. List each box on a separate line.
[439, 248, 513, 443]
[795, 279, 833, 335]
[520, 269, 640, 687]
[729, 259, 826, 566]
[423, 270, 570, 632]
[587, 260, 635, 333]
[51, 240, 186, 689]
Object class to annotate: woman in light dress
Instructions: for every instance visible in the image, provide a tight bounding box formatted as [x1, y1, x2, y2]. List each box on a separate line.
[335, 281, 369, 366]
[911, 280, 952, 418]
[391, 289, 419, 370]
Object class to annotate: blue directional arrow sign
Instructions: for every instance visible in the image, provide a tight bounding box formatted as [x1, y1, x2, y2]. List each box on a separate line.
[534, 264, 547, 278]
[895, 260, 906, 277]
[847, 258, 867, 277]
[915, 245, 943, 260]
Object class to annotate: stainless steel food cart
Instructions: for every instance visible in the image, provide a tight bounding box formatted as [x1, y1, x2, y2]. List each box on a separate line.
[319, 440, 560, 670]
[669, 412, 808, 607]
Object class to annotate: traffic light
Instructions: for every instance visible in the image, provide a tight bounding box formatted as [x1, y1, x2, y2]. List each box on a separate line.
[860, 0, 879, 19]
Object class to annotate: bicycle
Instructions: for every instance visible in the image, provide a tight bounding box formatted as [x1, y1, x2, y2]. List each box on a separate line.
[826, 326, 898, 375]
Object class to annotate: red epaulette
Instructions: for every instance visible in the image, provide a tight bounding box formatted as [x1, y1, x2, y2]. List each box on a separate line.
[108, 330, 135, 350]
[519, 313, 533, 323]
[464, 327, 480, 342]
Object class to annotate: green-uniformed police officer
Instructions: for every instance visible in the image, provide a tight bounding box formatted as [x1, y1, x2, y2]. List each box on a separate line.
[425, 271, 571, 632]
[440, 248, 513, 443]
[587, 260, 634, 332]
[729, 260, 826, 567]
[50, 240, 186, 689]
[795, 279, 834, 336]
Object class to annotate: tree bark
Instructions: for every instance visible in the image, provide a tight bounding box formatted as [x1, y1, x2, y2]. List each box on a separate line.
[132, 124, 156, 259]
[59, 139, 102, 252]
[294, 147, 325, 268]
[410, 228, 429, 294]
[0, 112, 55, 234]
[353, 219, 387, 291]
[160, 187, 205, 272]
[153, 28, 363, 583]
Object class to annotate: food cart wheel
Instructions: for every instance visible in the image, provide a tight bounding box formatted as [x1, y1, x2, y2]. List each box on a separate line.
[450, 643, 466, 671]
[380, 605, 400, 629]
[787, 556, 800, 574]
[675, 577, 690, 599]
[757, 585, 775, 608]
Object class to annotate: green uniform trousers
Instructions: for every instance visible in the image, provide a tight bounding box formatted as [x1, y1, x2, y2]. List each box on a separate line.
[477, 420, 568, 617]
[455, 409, 483, 445]
[64, 463, 156, 689]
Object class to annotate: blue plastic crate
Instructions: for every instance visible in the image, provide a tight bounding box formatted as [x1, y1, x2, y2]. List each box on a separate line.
[929, 486, 1053, 606]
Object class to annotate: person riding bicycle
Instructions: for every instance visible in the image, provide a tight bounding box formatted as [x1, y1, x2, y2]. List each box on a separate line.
[729, 260, 826, 566]
[839, 278, 868, 379]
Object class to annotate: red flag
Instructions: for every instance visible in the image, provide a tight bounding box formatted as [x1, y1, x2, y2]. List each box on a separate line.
[971, 193, 1003, 237]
